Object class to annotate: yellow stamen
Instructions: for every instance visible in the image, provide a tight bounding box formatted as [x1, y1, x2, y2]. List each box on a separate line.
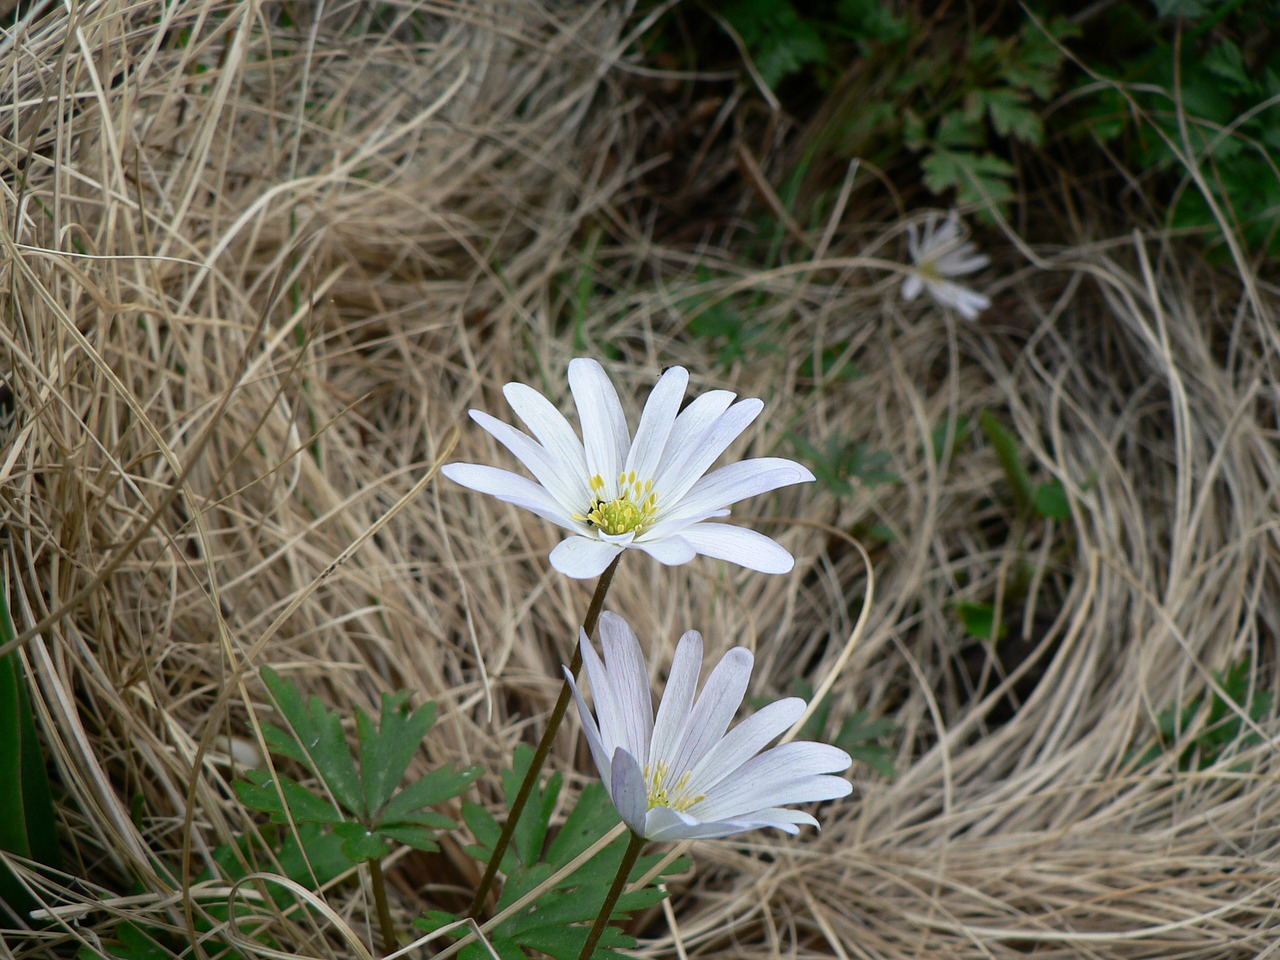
[644, 761, 705, 812]
[576, 471, 659, 536]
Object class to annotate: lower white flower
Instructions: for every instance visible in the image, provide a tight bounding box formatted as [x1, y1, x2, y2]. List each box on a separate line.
[566, 612, 853, 841]
[902, 210, 991, 320]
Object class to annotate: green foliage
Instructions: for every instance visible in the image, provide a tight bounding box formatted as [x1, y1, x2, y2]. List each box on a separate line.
[235, 667, 478, 866]
[1074, 1, 1280, 255]
[703, 1, 1076, 218]
[978, 411, 1072, 522]
[418, 746, 690, 960]
[790, 432, 900, 498]
[0, 585, 61, 922]
[681, 270, 776, 367]
[954, 600, 1007, 643]
[1136, 660, 1274, 771]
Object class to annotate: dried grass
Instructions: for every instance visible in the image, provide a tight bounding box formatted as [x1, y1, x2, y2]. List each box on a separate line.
[2, 2, 1279, 959]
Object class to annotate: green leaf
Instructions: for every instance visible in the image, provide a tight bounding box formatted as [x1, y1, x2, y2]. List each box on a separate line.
[260, 667, 363, 816]
[834, 711, 897, 778]
[333, 821, 391, 862]
[976, 88, 1044, 144]
[955, 601, 1006, 642]
[921, 150, 1015, 213]
[376, 823, 441, 851]
[379, 764, 479, 822]
[979, 410, 1035, 512]
[1033, 480, 1071, 520]
[0, 585, 60, 921]
[233, 769, 344, 825]
[358, 692, 437, 817]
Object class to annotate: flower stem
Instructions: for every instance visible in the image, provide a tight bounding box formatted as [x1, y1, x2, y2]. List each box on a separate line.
[577, 831, 647, 960]
[468, 554, 623, 917]
[368, 856, 397, 954]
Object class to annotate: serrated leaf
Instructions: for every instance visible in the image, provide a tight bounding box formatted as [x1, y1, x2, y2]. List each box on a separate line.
[379, 764, 479, 823]
[358, 693, 437, 817]
[260, 667, 363, 816]
[980, 88, 1044, 144]
[935, 110, 984, 148]
[234, 770, 344, 825]
[376, 823, 441, 851]
[922, 150, 1015, 214]
[333, 821, 391, 862]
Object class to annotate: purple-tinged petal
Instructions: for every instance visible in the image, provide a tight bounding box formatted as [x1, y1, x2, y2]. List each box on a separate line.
[599, 613, 653, 762]
[649, 631, 702, 769]
[565, 660, 611, 786]
[610, 748, 649, 836]
[668, 647, 752, 776]
[684, 697, 806, 798]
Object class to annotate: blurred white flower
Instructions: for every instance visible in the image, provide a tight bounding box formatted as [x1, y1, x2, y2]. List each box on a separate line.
[442, 359, 814, 579]
[566, 612, 852, 841]
[902, 211, 991, 320]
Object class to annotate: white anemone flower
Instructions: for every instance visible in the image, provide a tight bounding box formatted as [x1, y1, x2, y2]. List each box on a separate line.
[902, 210, 991, 320]
[565, 612, 853, 841]
[441, 359, 815, 579]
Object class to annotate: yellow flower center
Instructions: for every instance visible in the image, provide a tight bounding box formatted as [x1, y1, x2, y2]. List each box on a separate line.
[917, 258, 942, 282]
[644, 761, 704, 813]
[575, 471, 659, 536]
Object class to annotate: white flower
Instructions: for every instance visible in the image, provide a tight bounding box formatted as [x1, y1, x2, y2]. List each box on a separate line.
[441, 359, 815, 579]
[902, 210, 991, 320]
[565, 612, 853, 841]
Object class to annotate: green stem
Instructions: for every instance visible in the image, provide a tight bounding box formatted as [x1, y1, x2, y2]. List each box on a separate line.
[577, 831, 647, 960]
[468, 554, 623, 917]
[368, 856, 397, 954]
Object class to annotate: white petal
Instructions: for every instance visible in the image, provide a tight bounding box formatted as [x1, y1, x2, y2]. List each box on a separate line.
[684, 697, 806, 799]
[902, 273, 923, 301]
[548, 537, 624, 579]
[469, 410, 588, 511]
[440, 463, 580, 531]
[565, 661, 611, 786]
[599, 613, 653, 762]
[643, 806, 765, 841]
[632, 536, 697, 566]
[568, 358, 628, 490]
[655, 389, 736, 479]
[625, 366, 687, 482]
[749, 806, 820, 830]
[610, 748, 650, 836]
[578, 629, 626, 760]
[668, 647, 752, 777]
[690, 742, 852, 821]
[691, 773, 852, 823]
[906, 222, 921, 262]
[936, 248, 989, 275]
[680, 523, 796, 574]
[653, 398, 763, 507]
[502, 382, 590, 484]
[658, 459, 814, 525]
[649, 630, 702, 768]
